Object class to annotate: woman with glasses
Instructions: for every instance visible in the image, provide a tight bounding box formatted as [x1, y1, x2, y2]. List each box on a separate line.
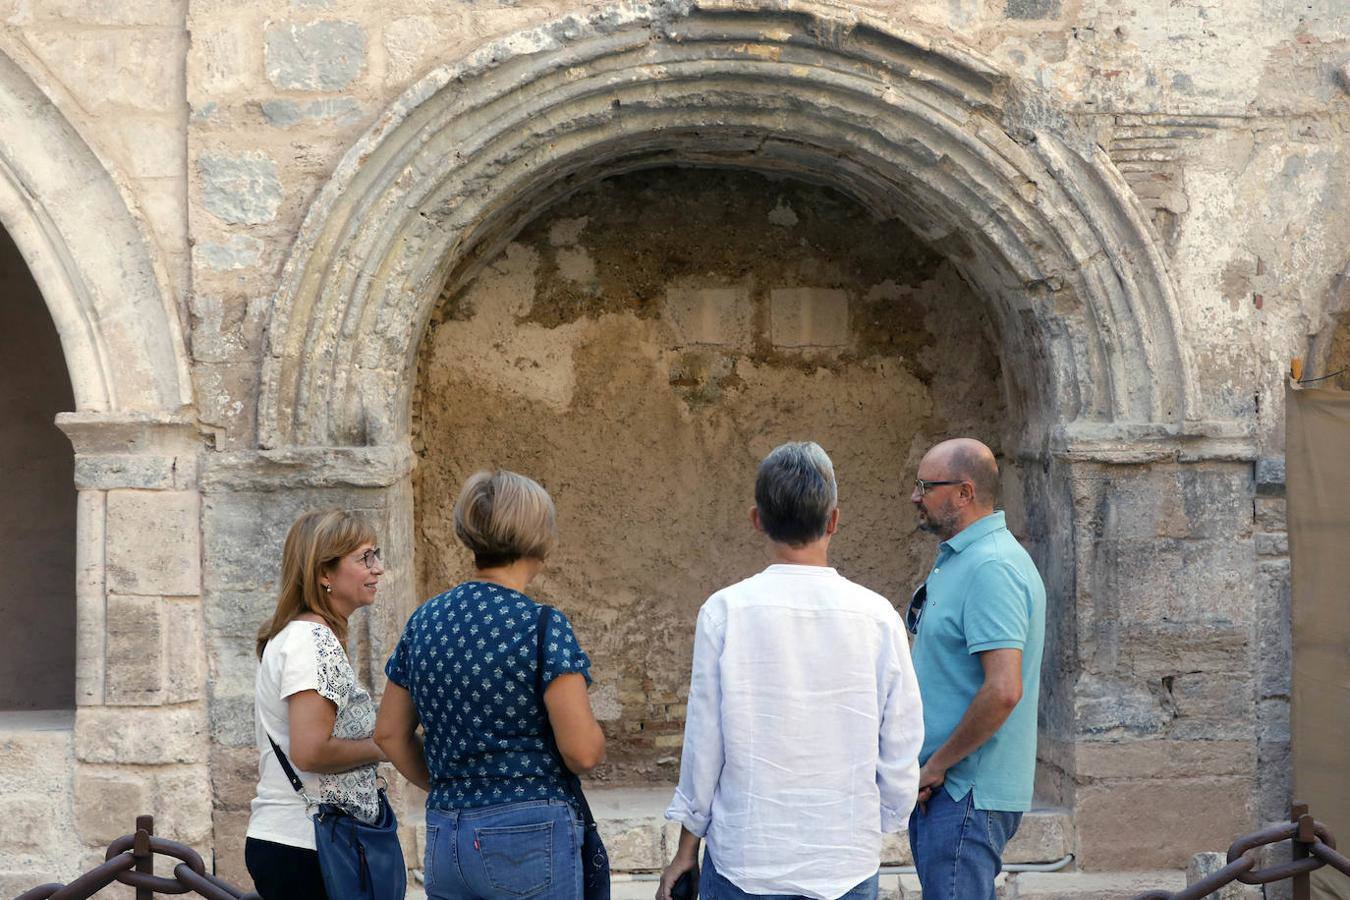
[375, 469, 605, 899]
[245, 508, 391, 899]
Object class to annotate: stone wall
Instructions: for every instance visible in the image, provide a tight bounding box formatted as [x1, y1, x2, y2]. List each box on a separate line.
[0, 0, 1347, 889]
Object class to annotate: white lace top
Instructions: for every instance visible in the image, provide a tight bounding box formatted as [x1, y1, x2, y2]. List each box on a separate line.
[246, 620, 380, 850]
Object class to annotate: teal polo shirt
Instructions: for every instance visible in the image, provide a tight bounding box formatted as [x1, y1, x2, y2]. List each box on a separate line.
[910, 510, 1045, 812]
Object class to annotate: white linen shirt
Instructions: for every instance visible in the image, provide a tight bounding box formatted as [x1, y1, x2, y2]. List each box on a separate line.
[665, 564, 924, 899]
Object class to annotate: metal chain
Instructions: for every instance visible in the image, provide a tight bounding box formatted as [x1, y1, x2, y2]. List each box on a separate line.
[11, 817, 260, 900]
[1134, 805, 1349, 900]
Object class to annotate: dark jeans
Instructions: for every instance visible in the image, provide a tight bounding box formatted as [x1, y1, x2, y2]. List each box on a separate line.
[245, 836, 329, 900]
[907, 788, 1022, 900]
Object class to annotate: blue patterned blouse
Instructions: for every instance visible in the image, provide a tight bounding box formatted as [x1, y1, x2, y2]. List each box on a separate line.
[384, 581, 592, 812]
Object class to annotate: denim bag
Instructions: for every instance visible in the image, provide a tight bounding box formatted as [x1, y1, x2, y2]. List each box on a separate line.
[267, 734, 408, 900]
[535, 607, 611, 899]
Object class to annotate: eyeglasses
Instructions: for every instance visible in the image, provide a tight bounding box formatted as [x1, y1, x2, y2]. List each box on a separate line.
[356, 547, 382, 570]
[914, 477, 965, 496]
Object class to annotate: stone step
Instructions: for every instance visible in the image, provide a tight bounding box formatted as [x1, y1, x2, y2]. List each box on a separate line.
[414, 869, 1190, 899]
[404, 786, 1073, 874]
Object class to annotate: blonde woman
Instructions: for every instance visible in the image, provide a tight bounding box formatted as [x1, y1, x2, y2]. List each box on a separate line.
[376, 469, 605, 899]
[246, 509, 389, 899]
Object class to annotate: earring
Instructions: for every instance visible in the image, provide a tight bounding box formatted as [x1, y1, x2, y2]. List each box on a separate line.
[323, 584, 331, 593]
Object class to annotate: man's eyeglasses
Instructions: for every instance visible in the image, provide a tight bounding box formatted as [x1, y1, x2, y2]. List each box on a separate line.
[357, 548, 382, 570]
[914, 478, 965, 496]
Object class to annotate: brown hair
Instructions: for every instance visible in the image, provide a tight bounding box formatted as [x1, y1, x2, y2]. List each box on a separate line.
[453, 469, 558, 568]
[256, 508, 377, 659]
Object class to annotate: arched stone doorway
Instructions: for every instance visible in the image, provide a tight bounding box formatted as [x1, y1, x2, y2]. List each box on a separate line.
[247, 0, 1259, 870]
[0, 46, 205, 884]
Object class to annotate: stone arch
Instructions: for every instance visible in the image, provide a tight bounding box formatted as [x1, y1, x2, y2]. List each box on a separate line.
[258, 0, 1200, 451]
[0, 49, 191, 415]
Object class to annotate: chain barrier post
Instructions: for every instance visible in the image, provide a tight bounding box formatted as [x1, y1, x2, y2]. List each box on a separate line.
[133, 815, 154, 900]
[1292, 801, 1312, 900]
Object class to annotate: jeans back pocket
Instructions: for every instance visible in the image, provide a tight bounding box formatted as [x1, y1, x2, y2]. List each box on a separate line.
[475, 821, 553, 896]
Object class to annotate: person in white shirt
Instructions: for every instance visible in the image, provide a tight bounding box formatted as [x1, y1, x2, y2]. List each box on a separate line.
[657, 441, 924, 900]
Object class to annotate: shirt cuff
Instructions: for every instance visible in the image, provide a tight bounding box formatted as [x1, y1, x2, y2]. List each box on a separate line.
[967, 638, 1024, 654]
[664, 791, 711, 838]
[880, 803, 909, 833]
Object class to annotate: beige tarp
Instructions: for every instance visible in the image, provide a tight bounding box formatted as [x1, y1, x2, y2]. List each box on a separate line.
[1286, 382, 1350, 900]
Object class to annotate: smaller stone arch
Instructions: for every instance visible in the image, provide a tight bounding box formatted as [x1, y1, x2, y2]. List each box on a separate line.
[257, 0, 1201, 451]
[0, 49, 191, 415]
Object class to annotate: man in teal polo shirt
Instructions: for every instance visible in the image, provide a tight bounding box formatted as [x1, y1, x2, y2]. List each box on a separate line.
[905, 438, 1046, 900]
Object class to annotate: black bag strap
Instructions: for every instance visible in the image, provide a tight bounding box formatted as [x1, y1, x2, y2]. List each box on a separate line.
[266, 732, 308, 795]
[535, 605, 598, 829]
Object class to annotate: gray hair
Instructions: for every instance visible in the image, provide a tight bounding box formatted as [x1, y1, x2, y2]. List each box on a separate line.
[754, 441, 838, 546]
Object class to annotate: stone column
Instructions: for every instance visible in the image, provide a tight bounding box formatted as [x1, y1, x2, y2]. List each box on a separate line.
[200, 444, 416, 885]
[1048, 434, 1263, 870]
[56, 412, 210, 874]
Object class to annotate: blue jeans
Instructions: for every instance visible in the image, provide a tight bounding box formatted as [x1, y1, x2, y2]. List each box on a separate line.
[907, 788, 1022, 900]
[701, 850, 879, 900]
[424, 799, 582, 899]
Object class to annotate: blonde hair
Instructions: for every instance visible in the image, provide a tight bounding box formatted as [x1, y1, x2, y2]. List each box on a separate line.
[256, 508, 377, 659]
[453, 469, 558, 567]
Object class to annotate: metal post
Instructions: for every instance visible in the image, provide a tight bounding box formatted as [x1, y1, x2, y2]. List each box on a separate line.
[1291, 801, 1310, 900]
[134, 814, 154, 900]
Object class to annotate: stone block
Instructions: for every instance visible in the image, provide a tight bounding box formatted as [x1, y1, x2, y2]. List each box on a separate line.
[1256, 566, 1292, 698]
[1079, 536, 1256, 627]
[1073, 740, 1255, 780]
[0, 793, 63, 851]
[75, 707, 207, 765]
[1188, 852, 1262, 898]
[769, 287, 849, 348]
[111, 115, 183, 180]
[24, 30, 182, 112]
[664, 285, 751, 347]
[1255, 457, 1286, 496]
[105, 595, 165, 704]
[204, 588, 275, 638]
[1072, 464, 1253, 541]
[153, 766, 214, 843]
[32, 0, 180, 26]
[384, 14, 463, 82]
[212, 744, 262, 810]
[212, 807, 253, 889]
[193, 234, 264, 271]
[1254, 497, 1286, 531]
[1256, 740, 1291, 825]
[1005, 0, 1060, 18]
[1257, 698, 1290, 744]
[197, 152, 283, 225]
[1168, 673, 1256, 741]
[1255, 532, 1288, 556]
[164, 598, 206, 704]
[0, 712, 75, 799]
[1075, 778, 1251, 870]
[1073, 673, 1169, 737]
[188, 22, 262, 100]
[1118, 621, 1252, 677]
[74, 772, 150, 845]
[265, 20, 366, 91]
[105, 490, 200, 597]
[1011, 870, 1187, 898]
[74, 454, 177, 490]
[261, 98, 362, 127]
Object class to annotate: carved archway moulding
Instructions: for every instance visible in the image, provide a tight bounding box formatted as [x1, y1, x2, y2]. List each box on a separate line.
[0, 48, 191, 417]
[259, 0, 1221, 454]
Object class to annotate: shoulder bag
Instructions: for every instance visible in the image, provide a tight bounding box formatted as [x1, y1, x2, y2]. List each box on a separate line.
[266, 734, 407, 900]
[535, 606, 611, 899]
